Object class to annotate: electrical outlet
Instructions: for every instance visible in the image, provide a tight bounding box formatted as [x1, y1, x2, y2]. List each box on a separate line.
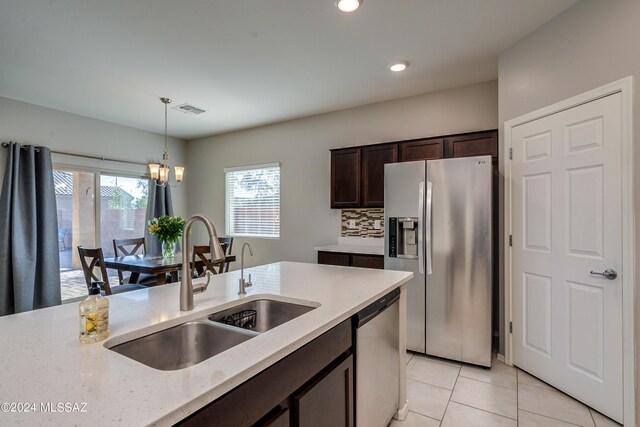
[374, 220, 381, 230]
[347, 219, 356, 229]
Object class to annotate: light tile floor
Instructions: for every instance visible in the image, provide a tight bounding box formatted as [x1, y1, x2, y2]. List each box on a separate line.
[391, 352, 622, 427]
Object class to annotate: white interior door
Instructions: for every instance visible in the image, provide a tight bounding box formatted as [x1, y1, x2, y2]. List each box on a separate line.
[510, 93, 623, 422]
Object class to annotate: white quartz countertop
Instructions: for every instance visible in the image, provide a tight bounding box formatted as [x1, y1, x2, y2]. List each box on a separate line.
[314, 244, 384, 256]
[0, 261, 411, 426]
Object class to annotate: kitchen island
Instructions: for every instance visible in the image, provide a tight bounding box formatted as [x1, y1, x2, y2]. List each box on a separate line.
[0, 261, 412, 426]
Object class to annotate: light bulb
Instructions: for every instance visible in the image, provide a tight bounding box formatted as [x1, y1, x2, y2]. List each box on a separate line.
[149, 163, 160, 180]
[159, 167, 169, 183]
[174, 166, 185, 183]
[390, 61, 408, 72]
[337, 0, 361, 13]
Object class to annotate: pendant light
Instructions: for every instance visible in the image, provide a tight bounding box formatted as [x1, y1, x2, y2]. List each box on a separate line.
[149, 97, 184, 187]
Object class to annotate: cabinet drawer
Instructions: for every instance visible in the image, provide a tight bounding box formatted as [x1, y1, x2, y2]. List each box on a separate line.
[318, 251, 351, 266]
[351, 255, 384, 269]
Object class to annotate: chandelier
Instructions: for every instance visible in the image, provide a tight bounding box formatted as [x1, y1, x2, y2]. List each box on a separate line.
[149, 97, 184, 187]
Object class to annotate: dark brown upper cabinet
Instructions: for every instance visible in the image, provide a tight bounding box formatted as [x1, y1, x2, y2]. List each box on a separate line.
[399, 138, 444, 162]
[362, 144, 397, 207]
[444, 131, 498, 159]
[331, 148, 361, 208]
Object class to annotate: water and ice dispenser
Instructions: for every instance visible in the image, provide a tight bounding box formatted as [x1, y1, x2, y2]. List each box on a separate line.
[388, 217, 418, 258]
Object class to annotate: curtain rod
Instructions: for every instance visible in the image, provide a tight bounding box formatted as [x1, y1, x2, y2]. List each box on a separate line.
[1, 142, 149, 167]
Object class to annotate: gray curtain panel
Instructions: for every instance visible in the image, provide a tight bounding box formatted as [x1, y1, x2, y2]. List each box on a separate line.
[144, 181, 175, 255]
[0, 143, 61, 316]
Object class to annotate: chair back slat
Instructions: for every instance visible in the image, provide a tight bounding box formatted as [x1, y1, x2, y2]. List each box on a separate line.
[112, 238, 146, 284]
[192, 243, 229, 277]
[77, 246, 113, 295]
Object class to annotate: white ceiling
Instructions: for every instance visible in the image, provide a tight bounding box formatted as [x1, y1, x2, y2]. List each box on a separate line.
[0, 0, 578, 140]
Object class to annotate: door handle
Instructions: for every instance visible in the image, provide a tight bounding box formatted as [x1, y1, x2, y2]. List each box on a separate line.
[425, 181, 432, 275]
[589, 269, 618, 280]
[418, 181, 424, 275]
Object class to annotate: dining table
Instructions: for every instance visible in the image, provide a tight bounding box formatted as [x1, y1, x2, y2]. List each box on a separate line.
[103, 253, 237, 285]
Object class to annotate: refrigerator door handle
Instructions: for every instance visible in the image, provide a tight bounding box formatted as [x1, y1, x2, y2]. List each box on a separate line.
[418, 181, 425, 275]
[426, 181, 433, 275]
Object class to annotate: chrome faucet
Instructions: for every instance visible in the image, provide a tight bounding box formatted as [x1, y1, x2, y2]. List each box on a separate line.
[238, 242, 253, 296]
[180, 214, 226, 311]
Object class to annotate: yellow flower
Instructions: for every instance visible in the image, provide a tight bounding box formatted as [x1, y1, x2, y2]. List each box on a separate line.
[149, 224, 160, 233]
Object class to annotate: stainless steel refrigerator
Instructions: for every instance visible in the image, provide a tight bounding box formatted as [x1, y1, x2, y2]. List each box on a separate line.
[384, 156, 492, 367]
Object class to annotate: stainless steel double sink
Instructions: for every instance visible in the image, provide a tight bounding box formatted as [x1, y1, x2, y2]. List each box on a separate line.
[108, 299, 316, 371]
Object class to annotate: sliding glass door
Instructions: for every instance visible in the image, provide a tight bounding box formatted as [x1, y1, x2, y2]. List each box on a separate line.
[99, 175, 148, 258]
[54, 169, 148, 301]
[54, 169, 96, 301]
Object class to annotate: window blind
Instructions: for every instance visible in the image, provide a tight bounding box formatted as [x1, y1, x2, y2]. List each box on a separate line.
[225, 163, 280, 238]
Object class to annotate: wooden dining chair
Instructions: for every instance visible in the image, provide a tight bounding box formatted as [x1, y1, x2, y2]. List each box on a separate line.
[191, 242, 229, 277]
[77, 246, 147, 296]
[218, 237, 234, 273]
[112, 237, 158, 285]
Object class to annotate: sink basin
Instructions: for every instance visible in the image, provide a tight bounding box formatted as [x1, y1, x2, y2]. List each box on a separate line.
[109, 298, 317, 370]
[110, 321, 255, 371]
[209, 299, 316, 332]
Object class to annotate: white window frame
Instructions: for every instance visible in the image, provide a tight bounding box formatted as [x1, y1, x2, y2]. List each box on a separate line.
[224, 162, 280, 239]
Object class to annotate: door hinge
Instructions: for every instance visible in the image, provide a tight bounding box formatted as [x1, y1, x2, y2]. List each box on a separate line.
[509, 322, 513, 334]
[509, 235, 512, 246]
[509, 148, 512, 160]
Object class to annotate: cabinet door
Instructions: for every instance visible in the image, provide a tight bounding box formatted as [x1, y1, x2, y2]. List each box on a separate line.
[399, 138, 443, 161]
[331, 148, 361, 208]
[317, 251, 350, 267]
[261, 407, 289, 427]
[362, 144, 397, 207]
[293, 355, 354, 427]
[444, 130, 498, 158]
[351, 254, 384, 269]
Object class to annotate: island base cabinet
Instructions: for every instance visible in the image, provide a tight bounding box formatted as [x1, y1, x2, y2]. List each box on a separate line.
[293, 355, 353, 427]
[176, 320, 353, 427]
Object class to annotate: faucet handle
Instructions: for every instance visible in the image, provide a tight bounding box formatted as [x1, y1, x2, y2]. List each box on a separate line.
[246, 274, 252, 287]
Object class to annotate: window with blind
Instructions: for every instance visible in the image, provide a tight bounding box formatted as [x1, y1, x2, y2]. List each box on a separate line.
[225, 163, 280, 238]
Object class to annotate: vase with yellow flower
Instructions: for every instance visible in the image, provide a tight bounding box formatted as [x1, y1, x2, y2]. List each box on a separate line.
[148, 215, 186, 259]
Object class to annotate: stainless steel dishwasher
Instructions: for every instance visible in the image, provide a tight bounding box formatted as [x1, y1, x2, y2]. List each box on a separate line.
[354, 287, 400, 427]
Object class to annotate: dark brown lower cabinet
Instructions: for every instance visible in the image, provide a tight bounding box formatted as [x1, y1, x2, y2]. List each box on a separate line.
[350, 254, 384, 269]
[317, 251, 383, 270]
[261, 408, 289, 427]
[293, 355, 353, 427]
[176, 320, 353, 427]
[317, 251, 350, 267]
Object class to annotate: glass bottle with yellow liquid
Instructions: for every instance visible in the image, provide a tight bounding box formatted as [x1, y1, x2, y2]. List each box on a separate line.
[79, 282, 109, 343]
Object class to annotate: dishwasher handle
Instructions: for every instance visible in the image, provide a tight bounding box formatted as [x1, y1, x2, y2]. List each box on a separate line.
[354, 288, 400, 328]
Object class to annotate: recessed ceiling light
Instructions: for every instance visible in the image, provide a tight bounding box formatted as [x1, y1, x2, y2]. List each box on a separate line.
[336, 0, 361, 13]
[390, 61, 409, 72]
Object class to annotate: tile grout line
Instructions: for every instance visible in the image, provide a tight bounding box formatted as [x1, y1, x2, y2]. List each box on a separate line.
[439, 362, 462, 423]
[588, 407, 596, 427]
[449, 375, 518, 421]
[518, 409, 583, 427]
[457, 373, 518, 391]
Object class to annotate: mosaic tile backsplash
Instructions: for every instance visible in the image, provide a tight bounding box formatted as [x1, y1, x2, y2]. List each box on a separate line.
[341, 209, 384, 238]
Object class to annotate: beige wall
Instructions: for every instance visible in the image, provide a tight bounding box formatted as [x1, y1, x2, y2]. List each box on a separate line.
[498, 0, 639, 421]
[0, 96, 188, 217]
[186, 80, 498, 268]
